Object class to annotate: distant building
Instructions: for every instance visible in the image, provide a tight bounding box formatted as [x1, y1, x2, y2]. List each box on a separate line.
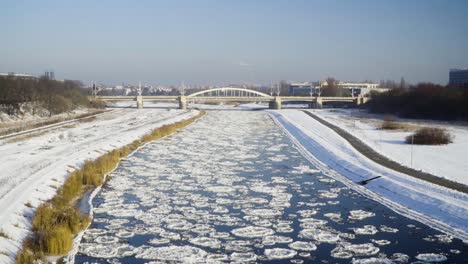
[320, 81, 386, 96]
[0, 72, 36, 79]
[288, 82, 312, 96]
[449, 69, 468, 88]
[44, 70, 55, 80]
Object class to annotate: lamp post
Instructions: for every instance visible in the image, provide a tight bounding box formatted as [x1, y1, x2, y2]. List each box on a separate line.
[411, 134, 414, 168]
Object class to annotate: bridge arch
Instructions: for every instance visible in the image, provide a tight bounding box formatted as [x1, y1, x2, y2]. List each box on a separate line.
[187, 87, 272, 98]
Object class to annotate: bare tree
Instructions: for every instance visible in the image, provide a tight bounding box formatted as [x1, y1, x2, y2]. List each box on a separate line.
[322, 77, 342, 96]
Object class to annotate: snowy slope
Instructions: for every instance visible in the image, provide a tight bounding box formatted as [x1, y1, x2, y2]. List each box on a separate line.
[310, 109, 468, 186]
[270, 110, 468, 242]
[0, 107, 197, 263]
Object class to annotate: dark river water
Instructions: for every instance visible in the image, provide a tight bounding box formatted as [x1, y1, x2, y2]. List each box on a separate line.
[75, 111, 467, 263]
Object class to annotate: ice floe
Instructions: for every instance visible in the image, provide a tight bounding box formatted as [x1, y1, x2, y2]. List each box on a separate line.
[264, 248, 297, 260]
[415, 253, 448, 262]
[231, 226, 275, 238]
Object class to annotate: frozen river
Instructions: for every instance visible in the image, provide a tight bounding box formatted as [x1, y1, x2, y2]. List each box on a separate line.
[75, 111, 467, 263]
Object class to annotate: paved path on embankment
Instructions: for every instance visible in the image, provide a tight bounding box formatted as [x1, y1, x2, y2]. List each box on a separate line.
[301, 110, 468, 194]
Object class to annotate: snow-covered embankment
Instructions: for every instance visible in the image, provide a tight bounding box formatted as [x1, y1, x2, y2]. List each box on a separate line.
[0, 106, 197, 263]
[269, 110, 468, 242]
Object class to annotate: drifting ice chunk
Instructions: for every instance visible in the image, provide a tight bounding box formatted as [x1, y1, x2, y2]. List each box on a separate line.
[292, 165, 321, 175]
[345, 243, 380, 256]
[231, 226, 275, 238]
[299, 217, 328, 228]
[351, 257, 393, 264]
[230, 252, 257, 262]
[353, 225, 378, 235]
[300, 229, 340, 243]
[134, 245, 208, 261]
[371, 239, 390, 246]
[349, 210, 375, 220]
[148, 238, 170, 245]
[317, 190, 338, 199]
[415, 253, 448, 262]
[380, 225, 398, 233]
[324, 213, 342, 222]
[262, 235, 293, 246]
[244, 208, 282, 218]
[264, 248, 297, 260]
[288, 241, 317, 251]
[95, 236, 119, 244]
[389, 253, 409, 263]
[189, 237, 222, 249]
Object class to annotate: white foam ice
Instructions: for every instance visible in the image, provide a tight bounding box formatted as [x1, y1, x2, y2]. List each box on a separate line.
[435, 234, 453, 243]
[344, 243, 380, 256]
[353, 225, 378, 235]
[291, 165, 321, 175]
[262, 235, 293, 246]
[206, 253, 229, 262]
[134, 245, 208, 261]
[230, 252, 257, 262]
[148, 238, 170, 245]
[189, 237, 222, 249]
[206, 185, 236, 193]
[299, 217, 328, 228]
[165, 220, 194, 231]
[318, 178, 336, 183]
[324, 212, 342, 222]
[297, 209, 318, 217]
[389, 253, 409, 263]
[288, 241, 317, 251]
[264, 248, 297, 260]
[94, 235, 119, 244]
[349, 210, 376, 220]
[317, 190, 339, 199]
[231, 226, 275, 238]
[243, 208, 282, 218]
[79, 243, 136, 258]
[300, 229, 341, 243]
[415, 253, 448, 262]
[115, 230, 134, 238]
[351, 257, 394, 264]
[225, 240, 253, 252]
[379, 225, 398, 233]
[371, 239, 390, 246]
[331, 250, 354, 259]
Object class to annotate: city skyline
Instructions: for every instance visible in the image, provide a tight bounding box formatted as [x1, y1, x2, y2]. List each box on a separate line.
[1, 0, 467, 85]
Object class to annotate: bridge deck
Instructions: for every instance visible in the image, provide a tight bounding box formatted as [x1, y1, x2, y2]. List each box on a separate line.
[96, 96, 360, 102]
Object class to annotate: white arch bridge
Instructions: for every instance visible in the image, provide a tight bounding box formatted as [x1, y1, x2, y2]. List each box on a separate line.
[95, 87, 369, 109]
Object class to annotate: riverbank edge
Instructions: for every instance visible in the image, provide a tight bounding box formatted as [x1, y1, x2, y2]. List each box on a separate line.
[268, 111, 468, 242]
[14, 111, 206, 263]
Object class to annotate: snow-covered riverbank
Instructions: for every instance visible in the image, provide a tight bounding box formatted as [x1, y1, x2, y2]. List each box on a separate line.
[269, 110, 468, 242]
[311, 109, 468, 186]
[0, 105, 198, 263]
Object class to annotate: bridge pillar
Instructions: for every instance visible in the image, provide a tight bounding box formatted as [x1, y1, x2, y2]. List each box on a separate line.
[269, 97, 282, 110]
[136, 96, 144, 109]
[178, 96, 187, 110]
[355, 96, 363, 106]
[312, 97, 323, 109]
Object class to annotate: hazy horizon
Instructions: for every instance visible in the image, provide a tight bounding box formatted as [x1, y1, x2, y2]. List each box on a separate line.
[1, 0, 467, 86]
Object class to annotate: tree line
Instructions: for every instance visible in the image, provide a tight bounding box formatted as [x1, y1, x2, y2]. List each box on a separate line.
[0, 75, 90, 115]
[368, 83, 468, 120]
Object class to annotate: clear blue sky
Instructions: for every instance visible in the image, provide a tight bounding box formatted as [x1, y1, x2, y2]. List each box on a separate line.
[1, 0, 467, 85]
